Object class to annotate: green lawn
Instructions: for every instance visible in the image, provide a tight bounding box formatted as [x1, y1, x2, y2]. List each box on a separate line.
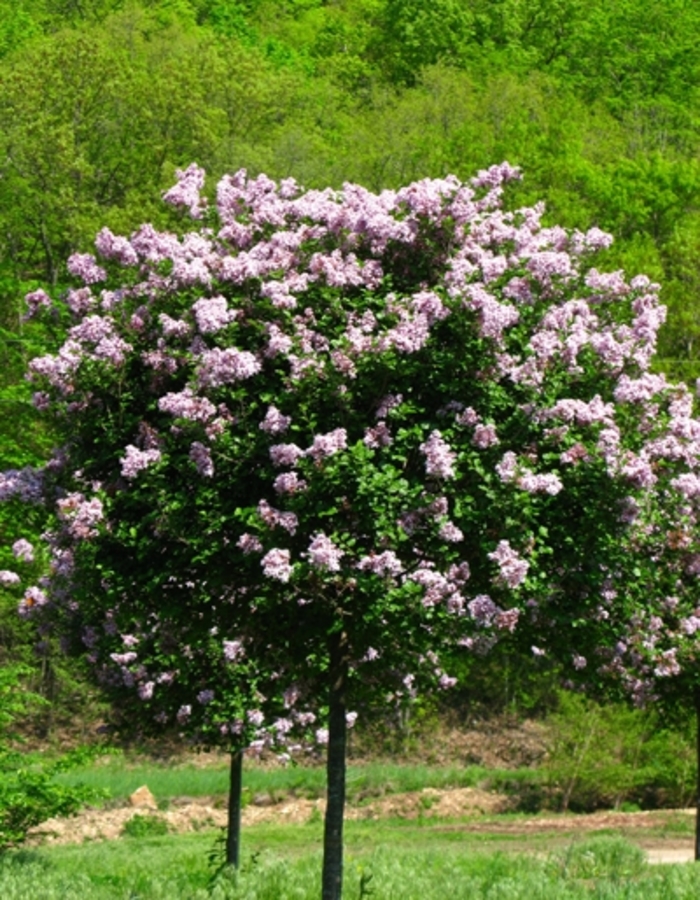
[2, 819, 699, 899]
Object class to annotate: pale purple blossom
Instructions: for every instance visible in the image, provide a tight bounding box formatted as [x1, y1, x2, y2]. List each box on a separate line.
[223, 639, 244, 661]
[237, 533, 263, 554]
[488, 540, 529, 588]
[0, 468, 44, 503]
[257, 499, 298, 534]
[57, 493, 104, 539]
[192, 296, 236, 334]
[419, 431, 457, 479]
[363, 422, 393, 448]
[190, 442, 214, 477]
[159, 314, 191, 338]
[306, 533, 344, 572]
[473, 424, 500, 448]
[261, 548, 293, 582]
[357, 551, 404, 577]
[138, 682, 155, 701]
[67, 253, 107, 284]
[495, 608, 520, 632]
[197, 347, 261, 388]
[18, 586, 47, 618]
[439, 522, 464, 543]
[177, 704, 192, 724]
[376, 394, 403, 418]
[163, 163, 207, 218]
[24, 288, 52, 319]
[247, 709, 265, 727]
[273, 472, 307, 494]
[468, 594, 498, 625]
[260, 406, 292, 434]
[0, 570, 20, 586]
[197, 689, 215, 705]
[307, 429, 348, 461]
[120, 445, 162, 479]
[269, 443, 305, 468]
[12, 539, 34, 563]
[110, 651, 138, 666]
[159, 388, 217, 422]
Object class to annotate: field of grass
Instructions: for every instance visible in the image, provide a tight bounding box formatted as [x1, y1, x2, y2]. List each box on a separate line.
[52, 755, 509, 805]
[2, 826, 700, 899]
[13, 752, 696, 897]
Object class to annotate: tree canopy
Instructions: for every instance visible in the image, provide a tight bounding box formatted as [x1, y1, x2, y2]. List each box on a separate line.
[6, 160, 700, 889]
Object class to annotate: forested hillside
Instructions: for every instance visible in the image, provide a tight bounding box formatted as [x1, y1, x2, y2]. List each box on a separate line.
[3, 0, 700, 722]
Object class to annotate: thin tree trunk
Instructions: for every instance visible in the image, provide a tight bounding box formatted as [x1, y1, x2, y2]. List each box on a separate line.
[322, 631, 348, 900]
[226, 749, 243, 868]
[695, 688, 700, 862]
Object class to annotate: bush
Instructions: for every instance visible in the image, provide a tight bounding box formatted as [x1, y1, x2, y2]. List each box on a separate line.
[541, 691, 695, 812]
[0, 666, 104, 851]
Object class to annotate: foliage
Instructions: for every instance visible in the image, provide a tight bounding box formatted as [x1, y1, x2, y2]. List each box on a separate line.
[0, 666, 103, 851]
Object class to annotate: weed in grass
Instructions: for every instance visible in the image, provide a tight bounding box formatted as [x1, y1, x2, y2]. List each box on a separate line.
[121, 815, 170, 839]
[549, 835, 646, 881]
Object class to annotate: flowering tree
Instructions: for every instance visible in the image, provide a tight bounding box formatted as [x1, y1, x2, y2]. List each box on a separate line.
[6, 160, 700, 895]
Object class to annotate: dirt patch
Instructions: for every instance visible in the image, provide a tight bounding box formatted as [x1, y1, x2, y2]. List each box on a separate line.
[27, 787, 695, 852]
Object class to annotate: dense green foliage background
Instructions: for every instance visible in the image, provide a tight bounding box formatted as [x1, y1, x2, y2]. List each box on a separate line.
[3, 0, 700, 729]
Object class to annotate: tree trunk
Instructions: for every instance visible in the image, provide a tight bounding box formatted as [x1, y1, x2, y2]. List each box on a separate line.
[226, 749, 243, 868]
[322, 631, 348, 900]
[695, 688, 700, 862]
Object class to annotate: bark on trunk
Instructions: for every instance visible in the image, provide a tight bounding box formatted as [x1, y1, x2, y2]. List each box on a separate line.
[321, 631, 348, 900]
[695, 688, 700, 862]
[226, 749, 243, 868]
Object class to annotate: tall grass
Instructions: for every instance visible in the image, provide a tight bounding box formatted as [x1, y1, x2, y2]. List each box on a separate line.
[2, 833, 700, 899]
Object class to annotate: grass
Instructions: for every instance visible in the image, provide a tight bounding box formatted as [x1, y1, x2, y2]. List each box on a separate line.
[53, 755, 503, 805]
[3, 829, 700, 899]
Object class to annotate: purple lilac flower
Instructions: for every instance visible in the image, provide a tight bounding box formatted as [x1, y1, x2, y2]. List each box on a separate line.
[192, 296, 236, 334]
[12, 539, 34, 563]
[261, 548, 293, 582]
[0, 468, 44, 503]
[0, 570, 20, 586]
[306, 533, 344, 572]
[273, 472, 307, 494]
[159, 388, 217, 422]
[356, 551, 404, 577]
[488, 540, 529, 588]
[163, 163, 207, 218]
[306, 428, 348, 461]
[260, 406, 292, 434]
[67, 253, 107, 284]
[120, 445, 162, 479]
[57, 493, 104, 539]
[468, 594, 498, 625]
[269, 443, 305, 467]
[257, 500, 298, 534]
[138, 682, 155, 701]
[419, 431, 457, 479]
[190, 442, 214, 477]
[223, 640, 244, 662]
[237, 533, 263, 554]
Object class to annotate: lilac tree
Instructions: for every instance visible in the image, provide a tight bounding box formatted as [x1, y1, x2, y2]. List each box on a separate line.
[6, 160, 700, 895]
